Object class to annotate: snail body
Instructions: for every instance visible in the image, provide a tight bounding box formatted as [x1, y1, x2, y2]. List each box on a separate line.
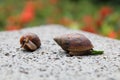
[20, 33, 41, 51]
[54, 33, 94, 56]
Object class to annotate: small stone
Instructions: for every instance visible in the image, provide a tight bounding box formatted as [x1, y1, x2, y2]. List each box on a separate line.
[4, 53, 10, 56]
[19, 70, 28, 74]
[41, 52, 45, 55]
[12, 55, 16, 58]
[54, 57, 60, 60]
[53, 51, 57, 54]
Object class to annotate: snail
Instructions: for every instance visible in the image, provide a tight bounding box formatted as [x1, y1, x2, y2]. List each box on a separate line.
[54, 33, 103, 56]
[20, 33, 41, 51]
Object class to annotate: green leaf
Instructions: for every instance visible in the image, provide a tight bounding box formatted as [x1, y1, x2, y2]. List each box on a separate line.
[91, 50, 104, 55]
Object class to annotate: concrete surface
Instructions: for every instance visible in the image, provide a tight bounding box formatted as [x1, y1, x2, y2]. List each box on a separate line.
[0, 25, 120, 80]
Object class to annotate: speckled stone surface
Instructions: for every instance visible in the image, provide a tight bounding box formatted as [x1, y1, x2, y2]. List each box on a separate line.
[0, 25, 120, 80]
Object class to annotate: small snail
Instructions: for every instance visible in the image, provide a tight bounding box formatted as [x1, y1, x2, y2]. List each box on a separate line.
[20, 33, 41, 51]
[54, 33, 103, 56]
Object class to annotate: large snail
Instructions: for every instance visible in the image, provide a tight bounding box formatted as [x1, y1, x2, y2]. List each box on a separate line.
[54, 33, 103, 56]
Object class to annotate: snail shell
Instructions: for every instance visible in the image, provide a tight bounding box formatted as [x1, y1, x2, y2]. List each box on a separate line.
[20, 33, 41, 51]
[54, 33, 93, 56]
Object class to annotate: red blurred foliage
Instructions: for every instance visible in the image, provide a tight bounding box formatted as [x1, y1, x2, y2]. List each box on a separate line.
[6, 5, 15, 12]
[5, 25, 21, 31]
[82, 15, 97, 33]
[49, 0, 58, 5]
[82, 25, 97, 33]
[35, 1, 43, 10]
[95, 6, 112, 28]
[7, 16, 17, 24]
[46, 17, 55, 24]
[5, 1, 35, 31]
[99, 6, 112, 19]
[20, 12, 34, 23]
[53, 9, 61, 15]
[3, 0, 119, 39]
[108, 31, 117, 38]
[59, 17, 73, 26]
[96, 18, 103, 27]
[0, 7, 3, 11]
[83, 15, 94, 25]
[23, 1, 35, 12]
[19, 1, 35, 24]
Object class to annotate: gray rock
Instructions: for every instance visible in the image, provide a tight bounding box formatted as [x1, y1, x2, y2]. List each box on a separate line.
[0, 25, 120, 80]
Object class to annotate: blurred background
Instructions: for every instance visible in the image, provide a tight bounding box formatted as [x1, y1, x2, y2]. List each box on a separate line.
[0, 0, 120, 39]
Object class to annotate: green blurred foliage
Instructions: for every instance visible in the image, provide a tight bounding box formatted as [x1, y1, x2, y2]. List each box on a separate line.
[0, 0, 120, 39]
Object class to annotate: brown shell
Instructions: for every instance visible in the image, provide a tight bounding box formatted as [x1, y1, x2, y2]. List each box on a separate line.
[54, 33, 93, 52]
[20, 33, 41, 51]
